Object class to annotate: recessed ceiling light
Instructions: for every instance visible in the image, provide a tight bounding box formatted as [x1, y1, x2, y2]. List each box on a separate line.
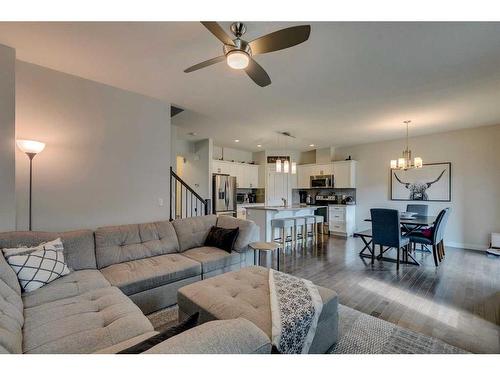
[257, 144, 262, 148]
[309, 144, 315, 147]
[188, 132, 197, 136]
[234, 139, 240, 143]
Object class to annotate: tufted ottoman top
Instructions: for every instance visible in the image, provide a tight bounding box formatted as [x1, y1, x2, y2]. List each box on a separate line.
[177, 266, 337, 339]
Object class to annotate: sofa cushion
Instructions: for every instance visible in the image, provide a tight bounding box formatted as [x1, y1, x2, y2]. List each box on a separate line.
[22, 286, 154, 354]
[144, 318, 271, 354]
[95, 221, 180, 269]
[204, 226, 240, 252]
[100, 254, 201, 296]
[4, 238, 71, 293]
[172, 215, 218, 252]
[0, 252, 24, 353]
[216, 215, 258, 252]
[22, 270, 110, 308]
[0, 230, 96, 270]
[182, 246, 241, 273]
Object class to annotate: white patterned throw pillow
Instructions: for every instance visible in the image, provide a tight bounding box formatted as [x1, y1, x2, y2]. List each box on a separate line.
[2, 238, 71, 292]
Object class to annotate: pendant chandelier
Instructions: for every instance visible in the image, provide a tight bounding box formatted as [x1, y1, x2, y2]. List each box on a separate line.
[275, 132, 296, 174]
[390, 120, 423, 170]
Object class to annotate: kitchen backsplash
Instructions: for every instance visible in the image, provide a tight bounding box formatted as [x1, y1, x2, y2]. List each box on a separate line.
[292, 188, 356, 204]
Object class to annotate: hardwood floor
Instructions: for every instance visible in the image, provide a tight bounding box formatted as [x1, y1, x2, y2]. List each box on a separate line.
[273, 235, 500, 353]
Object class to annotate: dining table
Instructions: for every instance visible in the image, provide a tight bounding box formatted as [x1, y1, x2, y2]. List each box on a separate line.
[354, 215, 437, 266]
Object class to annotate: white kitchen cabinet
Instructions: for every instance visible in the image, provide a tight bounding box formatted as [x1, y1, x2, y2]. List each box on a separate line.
[247, 165, 259, 188]
[311, 163, 334, 176]
[328, 205, 356, 237]
[297, 164, 314, 189]
[212, 160, 231, 175]
[212, 160, 261, 189]
[333, 160, 357, 188]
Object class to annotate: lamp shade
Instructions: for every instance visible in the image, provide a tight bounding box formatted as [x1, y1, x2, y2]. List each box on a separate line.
[226, 50, 250, 70]
[16, 139, 45, 154]
[283, 160, 290, 173]
[291, 162, 297, 175]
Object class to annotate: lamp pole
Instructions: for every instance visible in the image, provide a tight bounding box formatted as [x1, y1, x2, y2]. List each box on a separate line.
[16, 140, 45, 231]
[27, 152, 36, 231]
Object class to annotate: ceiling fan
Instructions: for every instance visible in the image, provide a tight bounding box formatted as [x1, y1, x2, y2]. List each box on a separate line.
[184, 22, 311, 87]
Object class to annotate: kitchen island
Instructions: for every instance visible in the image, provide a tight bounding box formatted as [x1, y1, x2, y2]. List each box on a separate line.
[245, 205, 325, 242]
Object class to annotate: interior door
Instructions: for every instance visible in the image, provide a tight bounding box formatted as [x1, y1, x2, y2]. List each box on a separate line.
[266, 165, 291, 206]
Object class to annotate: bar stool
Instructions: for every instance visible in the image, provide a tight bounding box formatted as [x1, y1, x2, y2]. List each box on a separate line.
[293, 216, 307, 246]
[304, 215, 317, 243]
[271, 218, 296, 250]
[314, 215, 325, 241]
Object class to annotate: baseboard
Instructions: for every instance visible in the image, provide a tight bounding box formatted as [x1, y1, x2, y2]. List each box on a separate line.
[445, 241, 487, 252]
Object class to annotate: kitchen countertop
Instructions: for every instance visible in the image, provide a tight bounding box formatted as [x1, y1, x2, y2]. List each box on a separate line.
[245, 205, 326, 211]
[237, 203, 265, 207]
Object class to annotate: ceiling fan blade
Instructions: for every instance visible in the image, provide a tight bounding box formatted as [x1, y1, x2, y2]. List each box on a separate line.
[201, 22, 235, 46]
[245, 58, 271, 87]
[184, 55, 225, 73]
[249, 25, 311, 55]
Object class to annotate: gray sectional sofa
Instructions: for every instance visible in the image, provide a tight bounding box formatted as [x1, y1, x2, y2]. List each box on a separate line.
[0, 214, 272, 354]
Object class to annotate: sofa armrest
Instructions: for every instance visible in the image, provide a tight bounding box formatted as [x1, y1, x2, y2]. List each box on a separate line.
[144, 318, 271, 354]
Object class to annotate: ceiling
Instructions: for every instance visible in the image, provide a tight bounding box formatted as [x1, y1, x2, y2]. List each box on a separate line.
[1, 22, 500, 150]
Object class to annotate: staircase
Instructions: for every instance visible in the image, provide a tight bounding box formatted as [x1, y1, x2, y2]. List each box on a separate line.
[169, 167, 210, 220]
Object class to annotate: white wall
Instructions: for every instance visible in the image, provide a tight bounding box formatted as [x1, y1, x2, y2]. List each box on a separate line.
[15, 61, 171, 231]
[335, 124, 500, 250]
[0, 44, 16, 231]
[213, 145, 253, 163]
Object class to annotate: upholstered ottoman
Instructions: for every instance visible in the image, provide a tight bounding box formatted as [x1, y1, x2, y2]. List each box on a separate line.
[177, 266, 338, 353]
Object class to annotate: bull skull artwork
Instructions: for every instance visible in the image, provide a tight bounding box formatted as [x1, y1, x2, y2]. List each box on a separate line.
[394, 169, 446, 200]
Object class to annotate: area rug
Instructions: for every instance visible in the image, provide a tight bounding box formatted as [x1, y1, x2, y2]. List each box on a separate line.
[147, 304, 468, 354]
[329, 304, 467, 354]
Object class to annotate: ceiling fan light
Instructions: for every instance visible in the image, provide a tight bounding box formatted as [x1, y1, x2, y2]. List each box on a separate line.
[226, 50, 249, 70]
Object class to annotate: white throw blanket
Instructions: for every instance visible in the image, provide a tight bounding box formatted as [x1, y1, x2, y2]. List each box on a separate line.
[269, 269, 323, 354]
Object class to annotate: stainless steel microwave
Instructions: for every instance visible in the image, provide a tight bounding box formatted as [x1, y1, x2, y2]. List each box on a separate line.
[310, 175, 334, 188]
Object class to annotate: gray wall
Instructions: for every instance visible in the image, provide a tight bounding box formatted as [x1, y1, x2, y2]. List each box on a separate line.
[335, 124, 500, 250]
[0, 44, 16, 231]
[15, 61, 171, 231]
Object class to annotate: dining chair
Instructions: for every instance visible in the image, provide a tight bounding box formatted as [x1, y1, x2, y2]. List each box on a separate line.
[370, 208, 410, 270]
[406, 204, 428, 216]
[409, 208, 451, 266]
[403, 205, 430, 251]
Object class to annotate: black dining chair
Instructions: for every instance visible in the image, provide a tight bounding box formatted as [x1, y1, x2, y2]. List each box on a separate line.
[406, 204, 428, 216]
[370, 208, 410, 270]
[409, 208, 451, 267]
[404, 204, 430, 249]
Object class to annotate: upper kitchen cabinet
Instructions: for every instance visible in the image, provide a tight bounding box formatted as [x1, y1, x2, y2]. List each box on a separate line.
[333, 160, 357, 188]
[213, 160, 230, 175]
[297, 164, 314, 189]
[212, 160, 260, 189]
[311, 163, 334, 176]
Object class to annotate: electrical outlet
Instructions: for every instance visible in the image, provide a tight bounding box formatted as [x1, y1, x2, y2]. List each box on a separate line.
[158, 198, 164, 207]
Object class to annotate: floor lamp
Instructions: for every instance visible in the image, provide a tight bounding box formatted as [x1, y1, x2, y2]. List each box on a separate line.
[16, 139, 46, 231]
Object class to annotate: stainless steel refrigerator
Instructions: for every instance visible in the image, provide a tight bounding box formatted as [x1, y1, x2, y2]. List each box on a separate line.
[212, 174, 237, 216]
